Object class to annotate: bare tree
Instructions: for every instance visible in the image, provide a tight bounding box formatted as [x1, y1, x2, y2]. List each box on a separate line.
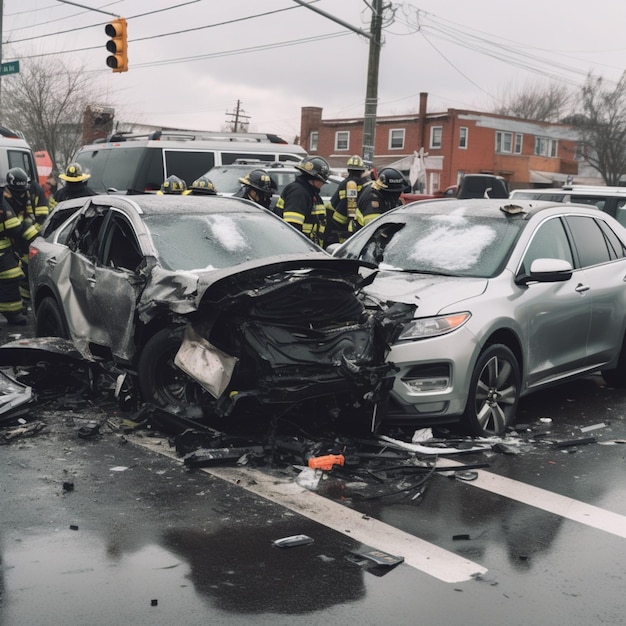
[0, 56, 101, 174]
[492, 80, 573, 122]
[565, 73, 626, 186]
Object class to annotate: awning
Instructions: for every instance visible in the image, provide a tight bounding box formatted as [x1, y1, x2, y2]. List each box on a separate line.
[529, 170, 572, 184]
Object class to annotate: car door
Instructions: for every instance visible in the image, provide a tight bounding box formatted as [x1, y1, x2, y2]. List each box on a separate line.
[88, 211, 147, 361]
[516, 215, 593, 389]
[564, 215, 626, 367]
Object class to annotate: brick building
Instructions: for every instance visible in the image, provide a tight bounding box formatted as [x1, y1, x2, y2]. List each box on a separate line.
[300, 92, 598, 194]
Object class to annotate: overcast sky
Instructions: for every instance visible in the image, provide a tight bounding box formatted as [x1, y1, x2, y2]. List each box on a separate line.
[4, 1, 626, 142]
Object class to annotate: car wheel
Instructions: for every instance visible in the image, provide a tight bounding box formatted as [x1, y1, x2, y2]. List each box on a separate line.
[35, 296, 69, 339]
[463, 344, 520, 437]
[137, 328, 205, 413]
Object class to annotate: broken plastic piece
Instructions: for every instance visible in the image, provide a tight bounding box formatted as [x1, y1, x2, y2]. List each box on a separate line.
[580, 422, 606, 433]
[354, 548, 404, 567]
[552, 437, 596, 448]
[272, 534, 314, 548]
[453, 534, 471, 541]
[308, 454, 345, 471]
[455, 470, 479, 482]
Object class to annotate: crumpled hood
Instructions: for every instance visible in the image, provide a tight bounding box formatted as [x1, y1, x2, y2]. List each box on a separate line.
[362, 269, 488, 315]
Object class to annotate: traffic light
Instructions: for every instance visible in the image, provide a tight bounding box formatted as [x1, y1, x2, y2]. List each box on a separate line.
[105, 18, 128, 73]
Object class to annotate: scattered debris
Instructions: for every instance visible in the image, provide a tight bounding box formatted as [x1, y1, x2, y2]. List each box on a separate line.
[0, 420, 47, 443]
[0, 369, 35, 422]
[552, 437, 597, 449]
[455, 470, 479, 482]
[272, 534, 315, 548]
[580, 422, 607, 433]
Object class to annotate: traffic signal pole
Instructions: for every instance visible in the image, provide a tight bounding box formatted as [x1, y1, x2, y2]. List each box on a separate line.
[291, 0, 384, 166]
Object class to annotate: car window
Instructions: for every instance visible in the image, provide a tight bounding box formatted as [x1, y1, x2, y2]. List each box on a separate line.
[339, 211, 525, 277]
[66, 206, 108, 259]
[519, 217, 573, 275]
[614, 199, 626, 227]
[570, 195, 605, 211]
[206, 166, 250, 194]
[566, 215, 622, 267]
[143, 212, 319, 272]
[100, 214, 143, 271]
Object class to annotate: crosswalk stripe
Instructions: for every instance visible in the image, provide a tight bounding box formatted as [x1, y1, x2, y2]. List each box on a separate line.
[436, 458, 626, 539]
[207, 465, 488, 583]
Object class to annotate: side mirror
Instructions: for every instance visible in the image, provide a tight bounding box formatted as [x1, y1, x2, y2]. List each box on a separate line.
[516, 258, 573, 285]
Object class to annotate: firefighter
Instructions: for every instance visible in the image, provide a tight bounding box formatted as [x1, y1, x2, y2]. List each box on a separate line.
[3, 168, 45, 303]
[325, 155, 372, 246]
[0, 192, 35, 325]
[5, 167, 49, 226]
[233, 169, 276, 210]
[49, 162, 97, 209]
[354, 167, 409, 231]
[157, 175, 187, 195]
[276, 156, 330, 246]
[188, 175, 218, 195]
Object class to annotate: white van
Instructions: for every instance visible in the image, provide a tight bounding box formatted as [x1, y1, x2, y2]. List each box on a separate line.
[72, 130, 308, 194]
[0, 126, 38, 185]
[510, 185, 626, 227]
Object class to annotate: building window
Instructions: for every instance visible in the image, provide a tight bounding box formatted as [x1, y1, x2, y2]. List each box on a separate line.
[495, 131, 513, 153]
[430, 126, 443, 149]
[389, 128, 405, 150]
[514, 133, 523, 154]
[335, 131, 350, 151]
[309, 131, 318, 152]
[459, 127, 468, 149]
[535, 136, 558, 157]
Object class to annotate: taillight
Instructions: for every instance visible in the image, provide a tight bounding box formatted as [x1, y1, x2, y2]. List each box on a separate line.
[28, 246, 39, 260]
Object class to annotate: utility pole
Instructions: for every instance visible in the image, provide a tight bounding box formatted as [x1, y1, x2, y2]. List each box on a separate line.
[225, 100, 250, 132]
[362, 0, 383, 165]
[291, 0, 383, 165]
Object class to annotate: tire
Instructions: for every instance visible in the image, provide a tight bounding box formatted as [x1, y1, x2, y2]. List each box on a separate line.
[463, 344, 521, 437]
[137, 328, 206, 413]
[35, 296, 69, 339]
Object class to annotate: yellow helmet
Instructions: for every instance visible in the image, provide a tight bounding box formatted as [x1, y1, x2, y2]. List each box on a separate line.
[346, 155, 366, 172]
[59, 162, 90, 182]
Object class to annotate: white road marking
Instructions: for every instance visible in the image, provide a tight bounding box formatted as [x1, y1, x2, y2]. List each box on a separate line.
[436, 458, 626, 539]
[132, 439, 486, 583]
[207, 465, 488, 583]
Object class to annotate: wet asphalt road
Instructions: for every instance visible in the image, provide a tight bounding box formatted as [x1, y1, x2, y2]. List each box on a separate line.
[0, 316, 625, 625]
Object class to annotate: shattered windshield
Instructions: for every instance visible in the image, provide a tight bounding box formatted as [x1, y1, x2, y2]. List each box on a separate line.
[144, 212, 319, 271]
[352, 211, 525, 278]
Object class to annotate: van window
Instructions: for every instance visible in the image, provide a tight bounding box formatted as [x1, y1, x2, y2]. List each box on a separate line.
[163, 150, 215, 188]
[221, 152, 276, 165]
[79, 148, 145, 193]
[8, 149, 37, 181]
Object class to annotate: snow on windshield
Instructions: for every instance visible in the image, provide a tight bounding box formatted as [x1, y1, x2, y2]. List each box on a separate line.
[408, 211, 497, 272]
[207, 214, 248, 251]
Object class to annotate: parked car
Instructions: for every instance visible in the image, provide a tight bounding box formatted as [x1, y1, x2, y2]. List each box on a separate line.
[510, 185, 626, 227]
[28, 194, 404, 428]
[332, 198, 626, 436]
[206, 161, 342, 212]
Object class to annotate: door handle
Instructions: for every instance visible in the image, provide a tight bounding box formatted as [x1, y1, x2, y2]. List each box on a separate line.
[575, 283, 590, 293]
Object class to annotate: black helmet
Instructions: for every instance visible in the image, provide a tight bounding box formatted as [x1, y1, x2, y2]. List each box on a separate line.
[190, 175, 217, 195]
[295, 156, 331, 183]
[376, 168, 409, 193]
[239, 169, 276, 194]
[59, 162, 90, 182]
[160, 175, 187, 194]
[5, 167, 30, 192]
[346, 155, 366, 172]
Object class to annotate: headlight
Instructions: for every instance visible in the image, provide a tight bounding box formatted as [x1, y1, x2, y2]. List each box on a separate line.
[398, 312, 471, 340]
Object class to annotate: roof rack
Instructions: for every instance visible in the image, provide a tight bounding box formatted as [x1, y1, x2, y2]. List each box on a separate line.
[0, 125, 24, 139]
[95, 130, 290, 145]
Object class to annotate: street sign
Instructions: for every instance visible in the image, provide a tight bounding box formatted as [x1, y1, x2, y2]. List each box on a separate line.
[0, 61, 20, 76]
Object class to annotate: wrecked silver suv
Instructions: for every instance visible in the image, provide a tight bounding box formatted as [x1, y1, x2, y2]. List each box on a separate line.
[29, 194, 407, 428]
